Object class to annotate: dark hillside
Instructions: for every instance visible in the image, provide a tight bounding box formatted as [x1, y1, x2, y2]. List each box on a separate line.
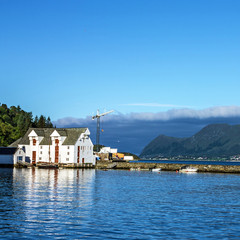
[0, 103, 53, 146]
[141, 135, 184, 157]
[140, 124, 240, 158]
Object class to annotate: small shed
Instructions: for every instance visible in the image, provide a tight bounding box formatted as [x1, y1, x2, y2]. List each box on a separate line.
[0, 147, 17, 166]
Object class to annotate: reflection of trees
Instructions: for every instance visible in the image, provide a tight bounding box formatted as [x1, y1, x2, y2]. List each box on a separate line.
[0, 168, 14, 213]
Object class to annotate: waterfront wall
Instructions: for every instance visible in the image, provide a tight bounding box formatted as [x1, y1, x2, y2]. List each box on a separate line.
[96, 161, 240, 174]
[12, 160, 240, 173]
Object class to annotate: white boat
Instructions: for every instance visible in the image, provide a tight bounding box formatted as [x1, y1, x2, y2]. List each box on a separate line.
[179, 166, 198, 173]
[151, 168, 161, 172]
[130, 167, 141, 171]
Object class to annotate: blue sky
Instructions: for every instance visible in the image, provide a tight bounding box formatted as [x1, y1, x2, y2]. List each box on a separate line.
[1, 0, 240, 153]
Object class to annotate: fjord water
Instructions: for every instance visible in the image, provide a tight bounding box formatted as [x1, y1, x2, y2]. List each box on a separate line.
[1, 168, 240, 239]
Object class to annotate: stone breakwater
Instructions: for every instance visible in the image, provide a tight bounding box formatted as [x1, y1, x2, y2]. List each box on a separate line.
[96, 161, 240, 174]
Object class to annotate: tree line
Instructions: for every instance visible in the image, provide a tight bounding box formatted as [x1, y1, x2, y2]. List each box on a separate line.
[0, 103, 54, 146]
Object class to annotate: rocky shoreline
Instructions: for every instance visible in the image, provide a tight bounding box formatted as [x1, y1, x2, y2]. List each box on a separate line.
[96, 161, 240, 174]
[11, 160, 240, 174]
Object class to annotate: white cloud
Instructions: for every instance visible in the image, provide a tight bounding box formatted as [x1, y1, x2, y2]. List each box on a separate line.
[120, 103, 192, 108]
[127, 106, 240, 121]
[54, 106, 240, 127]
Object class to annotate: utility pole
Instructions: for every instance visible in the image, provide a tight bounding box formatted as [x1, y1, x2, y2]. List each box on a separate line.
[92, 109, 114, 152]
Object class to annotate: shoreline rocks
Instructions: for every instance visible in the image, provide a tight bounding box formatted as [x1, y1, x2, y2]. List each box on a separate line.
[96, 161, 240, 174]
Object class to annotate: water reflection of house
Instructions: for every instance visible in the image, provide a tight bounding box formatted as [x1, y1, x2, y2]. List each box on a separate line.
[10, 128, 95, 166]
[12, 168, 96, 213]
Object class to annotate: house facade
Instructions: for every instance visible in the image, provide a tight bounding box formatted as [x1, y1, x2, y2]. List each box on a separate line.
[12, 128, 95, 166]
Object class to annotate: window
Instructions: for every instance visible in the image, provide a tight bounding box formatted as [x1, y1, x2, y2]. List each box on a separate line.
[40, 151, 42, 155]
[67, 152, 70, 155]
[33, 139, 36, 146]
[67, 146, 70, 149]
[66, 158, 69, 161]
[39, 157, 42, 160]
[40, 146, 42, 149]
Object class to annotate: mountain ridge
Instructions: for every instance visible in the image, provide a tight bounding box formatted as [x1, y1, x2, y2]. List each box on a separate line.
[140, 124, 240, 158]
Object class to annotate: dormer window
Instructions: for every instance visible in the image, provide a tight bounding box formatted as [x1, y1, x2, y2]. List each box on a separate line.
[33, 139, 36, 146]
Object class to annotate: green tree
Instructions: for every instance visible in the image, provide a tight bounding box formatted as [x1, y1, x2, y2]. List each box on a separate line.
[0, 103, 54, 146]
[38, 115, 46, 128]
[0, 120, 16, 146]
[46, 117, 53, 128]
[2, 114, 11, 123]
[33, 116, 39, 127]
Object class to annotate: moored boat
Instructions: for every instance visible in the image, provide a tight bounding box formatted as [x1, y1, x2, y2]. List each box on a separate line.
[151, 168, 161, 172]
[37, 163, 59, 169]
[130, 167, 141, 171]
[179, 165, 198, 173]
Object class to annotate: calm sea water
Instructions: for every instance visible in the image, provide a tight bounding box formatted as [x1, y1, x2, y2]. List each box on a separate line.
[1, 168, 240, 239]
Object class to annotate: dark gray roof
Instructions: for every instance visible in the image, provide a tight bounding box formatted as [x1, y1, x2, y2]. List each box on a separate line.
[8, 138, 22, 147]
[18, 128, 34, 145]
[18, 128, 87, 146]
[38, 128, 55, 145]
[0, 147, 17, 155]
[62, 128, 87, 145]
[57, 130, 68, 136]
[33, 129, 45, 136]
[18, 128, 56, 145]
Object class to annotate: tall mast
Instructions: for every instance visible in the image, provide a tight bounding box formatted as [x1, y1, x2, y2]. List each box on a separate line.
[92, 109, 114, 152]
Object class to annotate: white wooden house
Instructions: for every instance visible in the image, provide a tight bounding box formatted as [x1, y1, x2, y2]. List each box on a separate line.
[11, 128, 95, 166]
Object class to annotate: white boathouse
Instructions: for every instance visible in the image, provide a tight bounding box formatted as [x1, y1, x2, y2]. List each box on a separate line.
[10, 128, 95, 166]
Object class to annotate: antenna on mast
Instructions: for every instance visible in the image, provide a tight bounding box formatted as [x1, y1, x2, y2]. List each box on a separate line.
[92, 109, 114, 152]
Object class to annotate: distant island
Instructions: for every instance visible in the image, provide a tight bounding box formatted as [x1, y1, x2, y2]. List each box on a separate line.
[0, 103, 53, 147]
[140, 124, 240, 159]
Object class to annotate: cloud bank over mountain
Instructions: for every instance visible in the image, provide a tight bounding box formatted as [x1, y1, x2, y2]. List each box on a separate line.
[54, 106, 240, 155]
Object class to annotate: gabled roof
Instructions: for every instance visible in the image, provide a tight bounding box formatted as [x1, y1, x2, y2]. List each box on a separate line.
[56, 130, 68, 136]
[19, 128, 54, 145]
[8, 137, 22, 147]
[16, 128, 88, 146]
[32, 129, 45, 136]
[62, 128, 86, 145]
